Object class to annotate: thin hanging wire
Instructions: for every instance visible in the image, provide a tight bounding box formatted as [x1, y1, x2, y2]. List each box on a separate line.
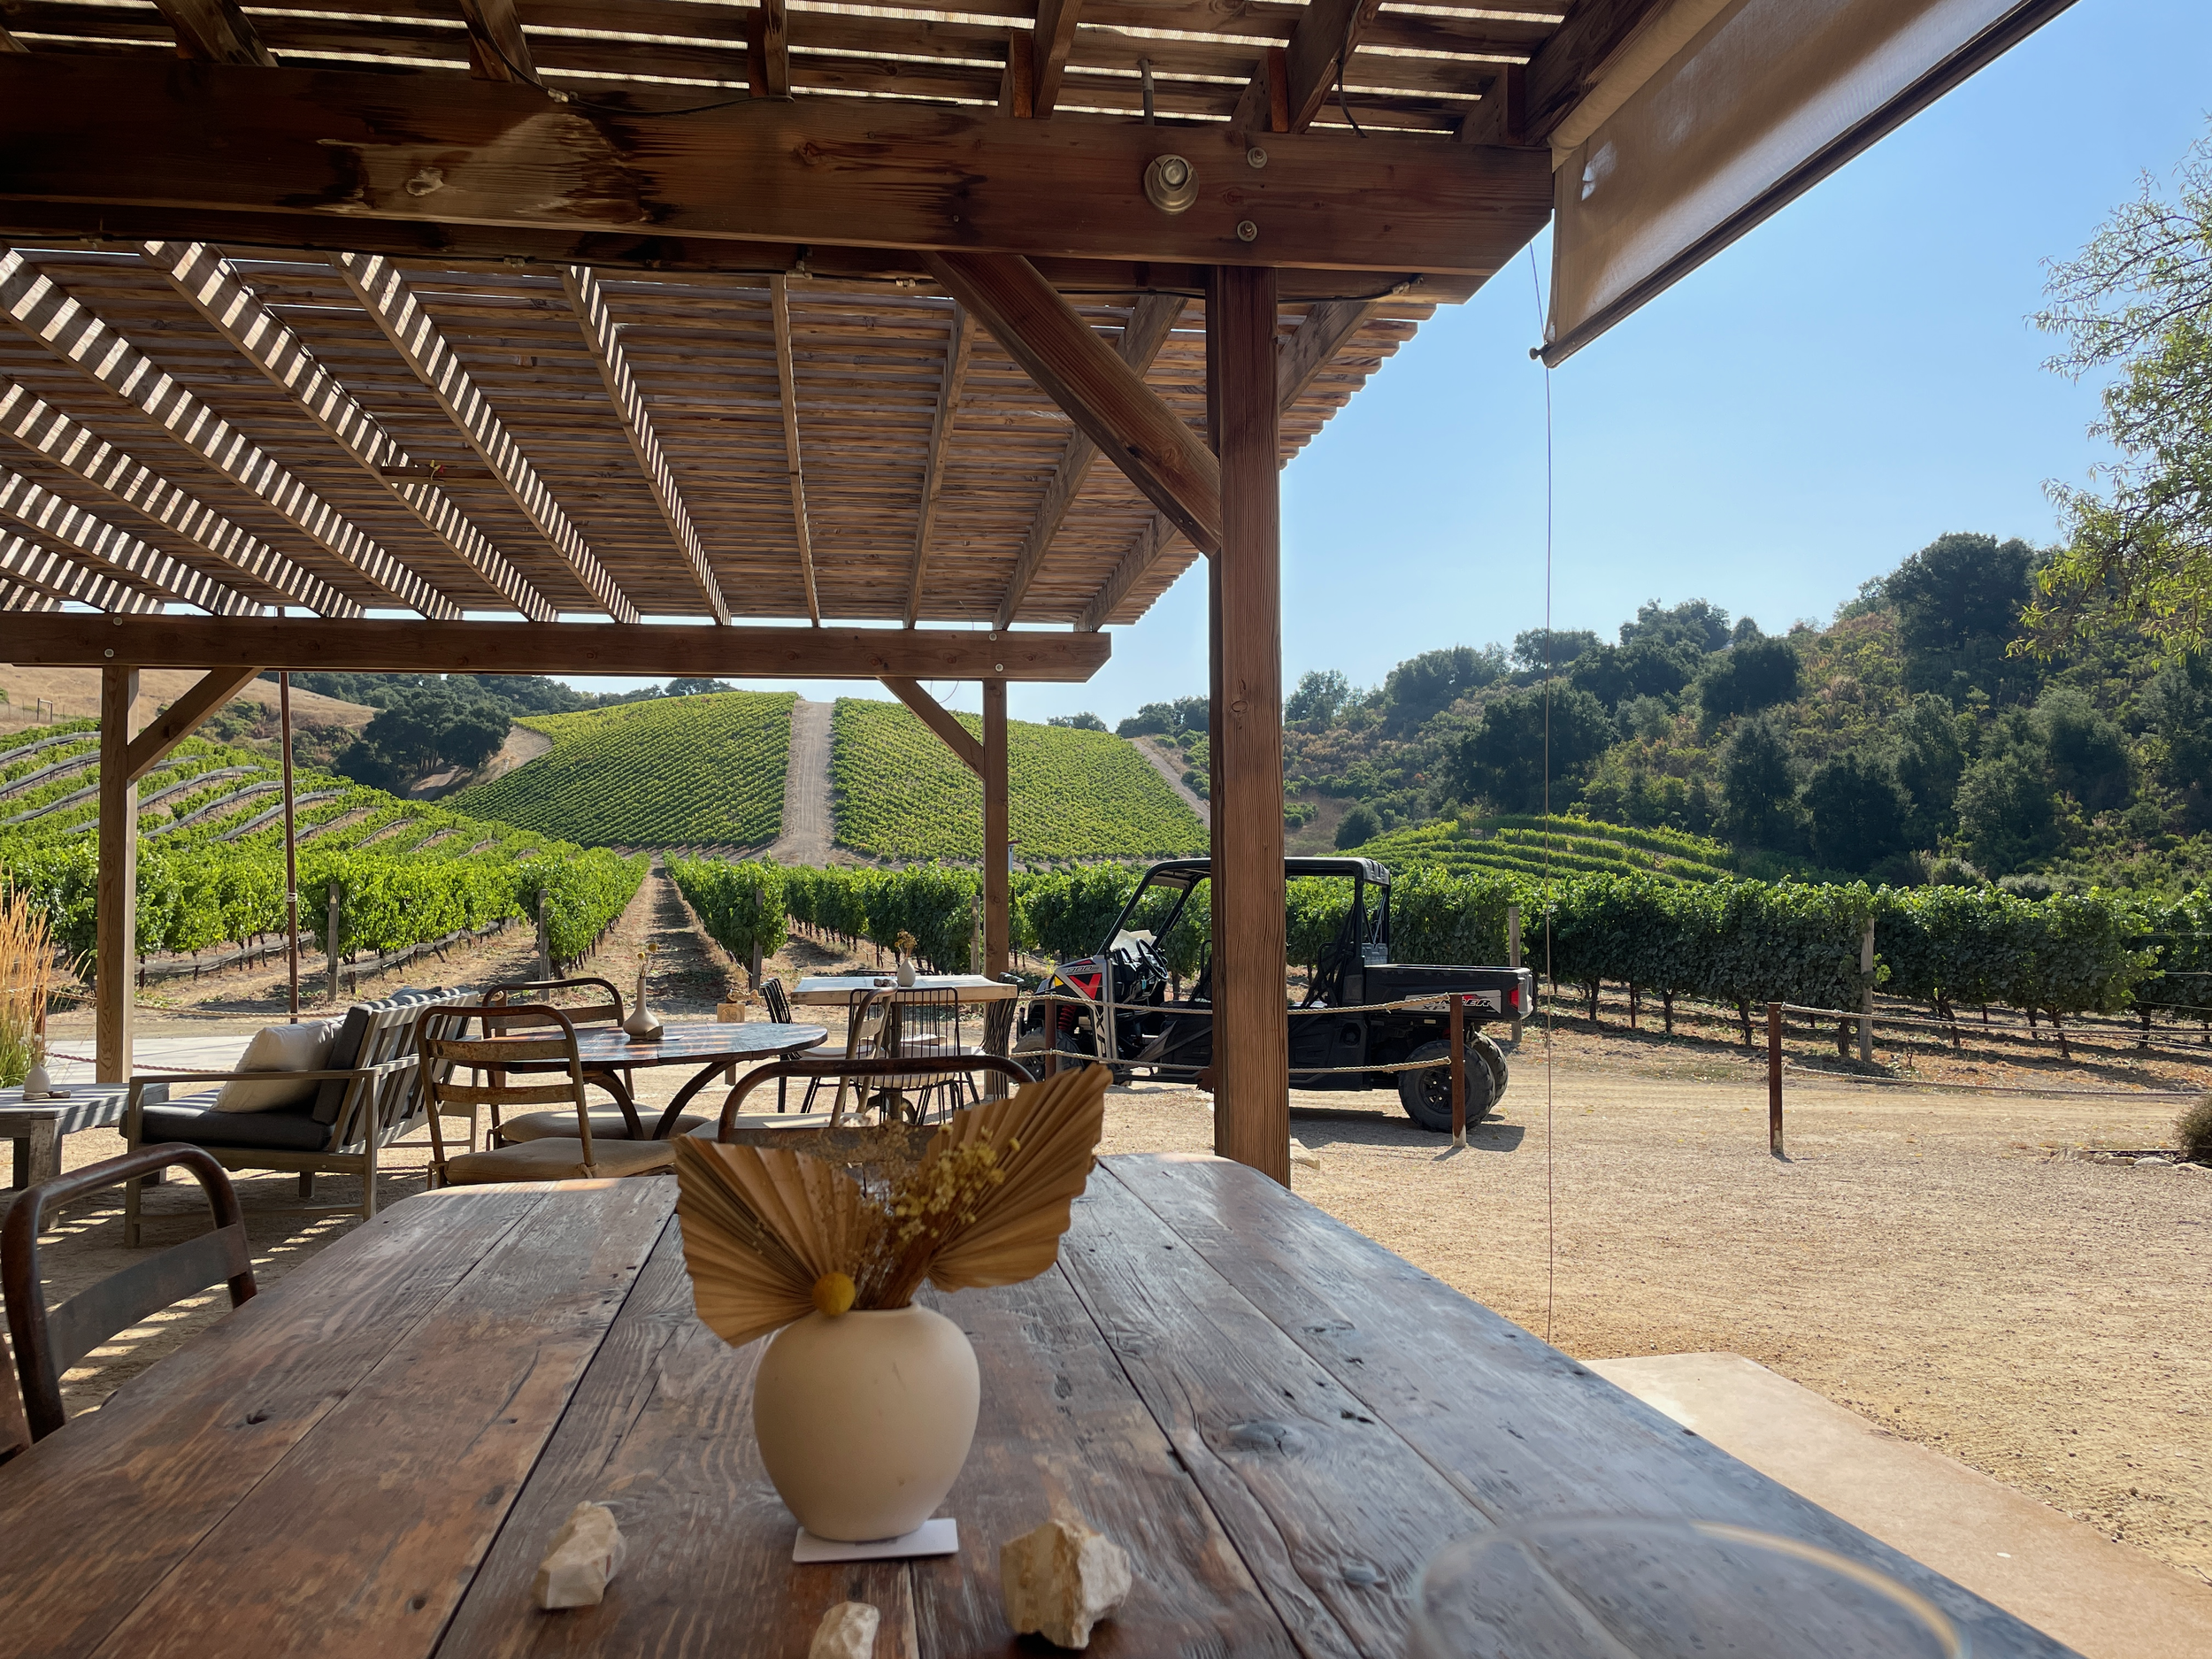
[1529, 243, 1557, 1346]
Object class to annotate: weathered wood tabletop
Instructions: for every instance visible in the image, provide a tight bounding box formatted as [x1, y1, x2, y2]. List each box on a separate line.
[0, 1156, 2070, 1659]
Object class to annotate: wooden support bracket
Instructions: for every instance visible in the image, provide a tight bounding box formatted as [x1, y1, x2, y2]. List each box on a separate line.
[880, 677, 984, 775]
[122, 665, 265, 783]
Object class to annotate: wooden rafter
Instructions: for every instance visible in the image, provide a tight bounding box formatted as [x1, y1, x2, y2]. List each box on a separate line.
[0, 472, 257, 614]
[146, 240, 556, 622]
[903, 306, 975, 628]
[334, 252, 641, 624]
[1521, 0, 1675, 144]
[0, 27, 28, 52]
[3, 583, 63, 611]
[559, 265, 730, 625]
[1029, 0, 1083, 117]
[995, 293, 1183, 629]
[123, 666, 264, 782]
[8, 615, 1112, 681]
[0, 250, 458, 618]
[0, 380, 357, 616]
[1458, 63, 1526, 147]
[0, 531, 165, 614]
[926, 253, 1220, 555]
[879, 678, 984, 774]
[0, 58, 1555, 278]
[150, 0, 276, 65]
[749, 0, 790, 97]
[1232, 0, 1384, 135]
[1079, 296, 1383, 631]
[769, 274, 821, 626]
[457, 0, 534, 81]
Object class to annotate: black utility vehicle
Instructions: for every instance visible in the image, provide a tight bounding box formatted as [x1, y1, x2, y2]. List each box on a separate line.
[1014, 856, 1533, 1133]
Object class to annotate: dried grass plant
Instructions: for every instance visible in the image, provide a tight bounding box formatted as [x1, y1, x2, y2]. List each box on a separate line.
[677, 1064, 1111, 1348]
[0, 882, 57, 1087]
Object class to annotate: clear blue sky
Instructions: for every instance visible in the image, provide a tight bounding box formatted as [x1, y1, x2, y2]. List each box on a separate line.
[568, 0, 2209, 726]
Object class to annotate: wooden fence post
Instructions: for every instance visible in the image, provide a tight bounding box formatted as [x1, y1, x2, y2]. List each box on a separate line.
[536, 890, 551, 978]
[1766, 1000, 1784, 1156]
[1860, 915, 1876, 1065]
[326, 882, 342, 1006]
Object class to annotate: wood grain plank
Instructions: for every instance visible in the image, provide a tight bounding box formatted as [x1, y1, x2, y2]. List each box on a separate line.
[0, 1187, 558, 1659]
[434, 1222, 920, 1659]
[85, 1180, 674, 1659]
[910, 1264, 1302, 1656]
[1057, 1169, 1496, 1658]
[1103, 1156, 2078, 1659]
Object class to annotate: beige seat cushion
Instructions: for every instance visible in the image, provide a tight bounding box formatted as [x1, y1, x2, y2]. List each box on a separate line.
[498, 1109, 710, 1143]
[442, 1136, 675, 1185]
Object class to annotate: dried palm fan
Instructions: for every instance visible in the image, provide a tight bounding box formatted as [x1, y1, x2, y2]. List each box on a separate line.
[676, 1064, 1111, 1349]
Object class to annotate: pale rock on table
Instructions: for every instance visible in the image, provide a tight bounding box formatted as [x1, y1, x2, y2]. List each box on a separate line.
[809, 1601, 881, 1658]
[533, 1502, 627, 1609]
[999, 1518, 1133, 1649]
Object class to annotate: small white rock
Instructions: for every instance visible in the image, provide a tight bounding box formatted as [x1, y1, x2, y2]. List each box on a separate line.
[808, 1601, 880, 1659]
[1000, 1518, 1133, 1650]
[534, 1502, 626, 1610]
[1288, 1138, 1322, 1171]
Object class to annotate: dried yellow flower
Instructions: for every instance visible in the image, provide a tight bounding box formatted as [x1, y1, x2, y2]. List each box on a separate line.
[811, 1271, 856, 1317]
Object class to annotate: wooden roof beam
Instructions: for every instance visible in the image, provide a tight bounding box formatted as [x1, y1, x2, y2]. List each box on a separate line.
[1079, 296, 1381, 631]
[0, 471, 258, 615]
[458, 0, 534, 81]
[0, 380, 357, 616]
[150, 0, 277, 66]
[993, 292, 1183, 629]
[560, 265, 730, 625]
[1029, 0, 1083, 117]
[1521, 0, 1677, 145]
[0, 251, 458, 618]
[5, 615, 1113, 682]
[0, 531, 165, 615]
[0, 26, 28, 52]
[0, 58, 1555, 278]
[880, 677, 984, 775]
[926, 252, 1219, 555]
[145, 240, 556, 621]
[1231, 0, 1383, 135]
[769, 274, 821, 626]
[748, 0, 790, 97]
[334, 253, 641, 624]
[903, 305, 974, 628]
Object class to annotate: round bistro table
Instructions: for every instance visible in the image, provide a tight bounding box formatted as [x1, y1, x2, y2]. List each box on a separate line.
[559, 1021, 830, 1139]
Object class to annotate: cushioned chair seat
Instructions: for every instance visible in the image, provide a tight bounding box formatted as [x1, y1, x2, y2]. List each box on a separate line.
[141, 1093, 334, 1154]
[497, 1109, 710, 1143]
[442, 1137, 675, 1184]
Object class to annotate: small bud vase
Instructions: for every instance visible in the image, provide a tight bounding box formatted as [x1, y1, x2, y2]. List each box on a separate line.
[753, 1304, 979, 1540]
[624, 963, 664, 1041]
[896, 956, 918, 989]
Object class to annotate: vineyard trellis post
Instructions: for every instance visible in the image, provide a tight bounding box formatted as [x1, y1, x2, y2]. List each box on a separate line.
[536, 890, 551, 979]
[1859, 916, 1875, 1064]
[326, 882, 342, 1006]
[1507, 903, 1523, 1043]
[1766, 1000, 1785, 1156]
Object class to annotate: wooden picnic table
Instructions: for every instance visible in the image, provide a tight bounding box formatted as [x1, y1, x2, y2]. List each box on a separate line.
[0, 1156, 2068, 1658]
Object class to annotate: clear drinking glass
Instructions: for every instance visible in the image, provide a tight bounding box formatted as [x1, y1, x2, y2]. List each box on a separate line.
[1406, 1517, 1967, 1659]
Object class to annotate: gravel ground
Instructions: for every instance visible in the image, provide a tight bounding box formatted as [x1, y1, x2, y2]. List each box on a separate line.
[18, 872, 2208, 1590]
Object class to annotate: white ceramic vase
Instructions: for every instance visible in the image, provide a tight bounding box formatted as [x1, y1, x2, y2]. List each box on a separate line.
[20, 1059, 51, 1102]
[624, 964, 662, 1039]
[896, 956, 918, 988]
[753, 1304, 979, 1541]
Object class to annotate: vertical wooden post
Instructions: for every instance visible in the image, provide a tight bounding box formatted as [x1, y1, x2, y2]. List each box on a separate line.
[1766, 999, 1784, 1156]
[280, 671, 300, 1022]
[1448, 993, 1466, 1148]
[327, 883, 342, 1005]
[536, 890, 551, 979]
[96, 665, 139, 1083]
[982, 678, 1010, 978]
[1206, 264, 1287, 1185]
[1859, 915, 1876, 1064]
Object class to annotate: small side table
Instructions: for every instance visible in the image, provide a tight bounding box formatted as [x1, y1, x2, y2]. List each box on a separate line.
[2, 1081, 172, 1189]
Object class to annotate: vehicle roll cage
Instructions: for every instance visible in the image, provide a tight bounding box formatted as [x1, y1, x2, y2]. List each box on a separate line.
[1100, 856, 1393, 961]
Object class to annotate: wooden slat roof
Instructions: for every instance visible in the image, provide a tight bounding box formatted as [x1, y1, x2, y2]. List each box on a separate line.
[0, 245, 1425, 627]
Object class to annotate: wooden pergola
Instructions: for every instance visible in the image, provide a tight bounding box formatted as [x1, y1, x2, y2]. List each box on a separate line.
[0, 0, 2071, 1182]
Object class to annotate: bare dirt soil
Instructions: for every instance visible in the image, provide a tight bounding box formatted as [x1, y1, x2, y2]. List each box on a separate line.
[19, 875, 2208, 1591]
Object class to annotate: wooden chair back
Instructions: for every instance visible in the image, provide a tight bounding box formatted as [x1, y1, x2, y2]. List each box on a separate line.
[419, 1003, 595, 1179]
[326, 998, 450, 1153]
[0, 1329, 30, 1464]
[482, 977, 625, 1032]
[718, 1055, 1035, 1138]
[3, 1145, 256, 1442]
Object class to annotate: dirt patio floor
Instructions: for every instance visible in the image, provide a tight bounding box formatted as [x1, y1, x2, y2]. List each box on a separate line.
[13, 864, 2208, 1595]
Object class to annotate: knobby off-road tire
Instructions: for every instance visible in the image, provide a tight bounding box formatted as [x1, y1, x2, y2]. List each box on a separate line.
[1397, 1036, 1500, 1133]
